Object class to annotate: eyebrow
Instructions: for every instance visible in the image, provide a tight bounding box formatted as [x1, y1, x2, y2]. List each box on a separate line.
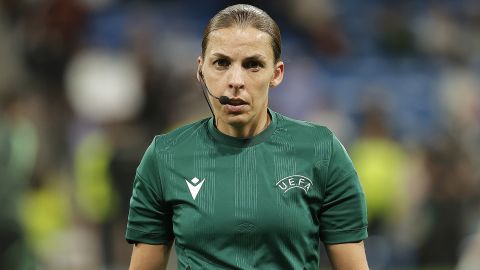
[211, 53, 267, 60]
[211, 53, 231, 60]
[244, 54, 267, 61]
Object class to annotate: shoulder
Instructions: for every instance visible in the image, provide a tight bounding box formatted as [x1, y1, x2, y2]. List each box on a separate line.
[274, 111, 334, 142]
[152, 117, 211, 152]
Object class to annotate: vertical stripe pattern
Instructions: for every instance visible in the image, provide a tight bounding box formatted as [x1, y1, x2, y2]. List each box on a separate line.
[195, 132, 216, 215]
[271, 130, 298, 260]
[234, 147, 258, 268]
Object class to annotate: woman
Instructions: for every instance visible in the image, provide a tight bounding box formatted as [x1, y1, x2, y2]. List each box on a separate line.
[126, 4, 369, 269]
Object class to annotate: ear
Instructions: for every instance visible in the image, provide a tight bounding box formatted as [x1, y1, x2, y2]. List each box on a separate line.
[270, 61, 284, 88]
[196, 56, 203, 82]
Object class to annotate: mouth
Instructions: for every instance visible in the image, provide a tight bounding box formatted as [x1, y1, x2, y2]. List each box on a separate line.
[223, 98, 248, 113]
[225, 98, 247, 106]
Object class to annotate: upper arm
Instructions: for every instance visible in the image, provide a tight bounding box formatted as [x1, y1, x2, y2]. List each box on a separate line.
[126, 138, 174, 245]
[126, 139, 174, 269]
[129, 242, 173, 270]
[325, 241, 369, 270]
[319, 133, 368, 243]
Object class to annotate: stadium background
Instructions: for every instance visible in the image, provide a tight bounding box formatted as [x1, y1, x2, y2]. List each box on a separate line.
[1, 0, 479, 269]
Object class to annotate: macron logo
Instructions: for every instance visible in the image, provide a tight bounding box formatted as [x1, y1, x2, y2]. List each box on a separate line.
[185, 177, 205, 200]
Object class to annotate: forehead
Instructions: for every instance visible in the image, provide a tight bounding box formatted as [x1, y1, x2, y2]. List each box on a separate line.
[205, 27, 273, 59]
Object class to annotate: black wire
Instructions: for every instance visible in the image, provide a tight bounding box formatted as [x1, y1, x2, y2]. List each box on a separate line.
[198, 76, 216, 121]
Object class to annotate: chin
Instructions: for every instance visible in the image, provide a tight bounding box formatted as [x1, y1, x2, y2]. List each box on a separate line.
[220, 113, 250, 126]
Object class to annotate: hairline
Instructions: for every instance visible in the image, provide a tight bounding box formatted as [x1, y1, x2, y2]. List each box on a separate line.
[202, 26, 279, 63]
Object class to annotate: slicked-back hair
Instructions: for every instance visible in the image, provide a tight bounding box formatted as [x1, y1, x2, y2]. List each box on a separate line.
[201, 4, 282, 63]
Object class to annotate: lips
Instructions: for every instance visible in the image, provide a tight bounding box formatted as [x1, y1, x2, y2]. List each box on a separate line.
[225, 98, 247, 106]
[222, 98, 248, 113]
[224, 104, 247, 113]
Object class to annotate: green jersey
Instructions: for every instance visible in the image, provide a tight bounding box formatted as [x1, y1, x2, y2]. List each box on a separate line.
[126, 109, 368, 269]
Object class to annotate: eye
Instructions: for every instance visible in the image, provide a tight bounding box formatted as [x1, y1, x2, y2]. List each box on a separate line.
[213, 58, 230, 68]
[244, 60, 263, 70]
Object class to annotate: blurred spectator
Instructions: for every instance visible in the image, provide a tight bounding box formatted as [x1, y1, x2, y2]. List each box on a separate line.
[418, 135, 475, 267]
[414, 4, 469, 62]
[0, 89, 38, 269]
[286, 0, 348, 56]
[350, 105, 409, 268]
[375, 4, 417, 56]
[18, 172, 72, 270]
[21, 0, 87, 86]
[72, 129, 117, 269]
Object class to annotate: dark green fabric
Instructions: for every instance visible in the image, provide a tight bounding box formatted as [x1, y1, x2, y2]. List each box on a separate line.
[126, 109, 368, 269]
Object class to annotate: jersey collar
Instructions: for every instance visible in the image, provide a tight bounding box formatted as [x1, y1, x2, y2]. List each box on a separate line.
[207, 108, 277, 148]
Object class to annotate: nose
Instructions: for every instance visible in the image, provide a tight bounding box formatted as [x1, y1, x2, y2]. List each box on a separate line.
[228, 65, 245, 90]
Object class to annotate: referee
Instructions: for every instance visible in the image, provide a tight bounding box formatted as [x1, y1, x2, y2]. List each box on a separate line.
[126, 4, 369, 270]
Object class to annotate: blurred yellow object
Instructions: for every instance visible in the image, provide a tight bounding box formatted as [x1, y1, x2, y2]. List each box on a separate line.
[74, 132, 118, 223]
[18, 176, 71, 254]
[351, 137, 407, 223]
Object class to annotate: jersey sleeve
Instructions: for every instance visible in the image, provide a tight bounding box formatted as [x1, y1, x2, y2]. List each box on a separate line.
[319, 133, 368, 244]
[125, 137, 174, 245]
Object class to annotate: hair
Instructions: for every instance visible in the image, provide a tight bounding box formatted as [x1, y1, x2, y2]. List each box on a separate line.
[201, 4, 282, 63]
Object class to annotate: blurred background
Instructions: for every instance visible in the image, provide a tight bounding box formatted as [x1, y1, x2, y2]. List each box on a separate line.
[1, 0, 479, 269]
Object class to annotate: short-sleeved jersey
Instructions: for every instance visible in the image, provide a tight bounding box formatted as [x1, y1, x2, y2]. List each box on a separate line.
[126, 109, 368, 269]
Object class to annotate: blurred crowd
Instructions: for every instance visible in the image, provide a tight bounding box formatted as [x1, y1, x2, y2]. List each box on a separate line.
[1, 0, 479, 269]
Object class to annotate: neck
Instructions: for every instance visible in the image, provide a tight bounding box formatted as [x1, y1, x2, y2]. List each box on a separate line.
[216, 109, 271, 138]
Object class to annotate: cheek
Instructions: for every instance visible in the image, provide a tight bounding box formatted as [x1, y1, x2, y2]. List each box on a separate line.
[209, 80, 224, 96]
[250, 85, 270, 105]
